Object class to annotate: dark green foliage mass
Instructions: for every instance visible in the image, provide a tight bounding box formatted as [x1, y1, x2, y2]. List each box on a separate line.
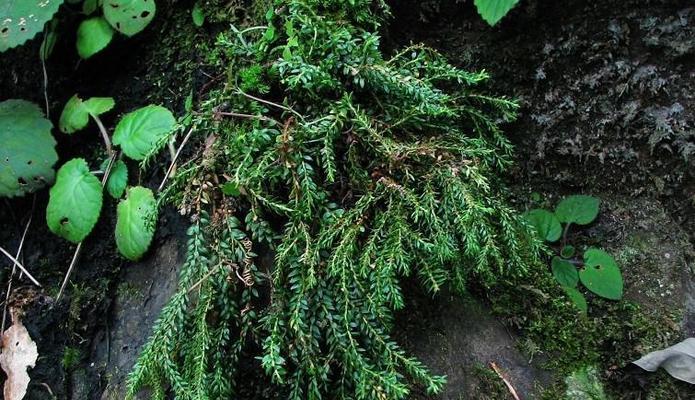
[127, 1, 542, 398]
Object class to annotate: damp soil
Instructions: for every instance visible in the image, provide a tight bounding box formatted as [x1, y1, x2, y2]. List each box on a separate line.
[1, 1, 694, 399]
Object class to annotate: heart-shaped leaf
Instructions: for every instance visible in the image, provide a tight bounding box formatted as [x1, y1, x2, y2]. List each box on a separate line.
[116, 186, 158, 260]
[47, 158, 103, 243]
[524, 209, 562, 242]
[0, 0, 64, 52]
[555, 195, 600, 225]
[59, 95, 115, 134]
[579, 248, 623, 300]
[552, 256, 578, 287]
[563, 286, 588, 314]
[100, 158, 128, 198]
[0, 100, 58, 197]
[103, 0, 156, 37]
[112, 105, 175, 161]
[474, 0, 519, 26]
[76, 17, 114, 59]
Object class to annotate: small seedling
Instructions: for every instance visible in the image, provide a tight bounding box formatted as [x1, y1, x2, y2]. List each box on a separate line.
[47, 95, 175, 260]
[525, 195, 624, 313]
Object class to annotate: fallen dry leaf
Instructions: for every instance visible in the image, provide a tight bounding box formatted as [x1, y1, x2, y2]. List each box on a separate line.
[0, 310, 38, 400]
[633, 338, 695, 384]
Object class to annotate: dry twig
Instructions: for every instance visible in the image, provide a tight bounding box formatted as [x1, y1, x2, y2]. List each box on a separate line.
[1, 197, 36, 333]
[490, 362, 521, 400]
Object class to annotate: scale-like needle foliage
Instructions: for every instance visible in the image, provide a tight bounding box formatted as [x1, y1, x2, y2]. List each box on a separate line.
[127, 0, 541, 398]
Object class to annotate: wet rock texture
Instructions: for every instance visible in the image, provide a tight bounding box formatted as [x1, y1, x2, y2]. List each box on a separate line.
[390, 0, 695, 398]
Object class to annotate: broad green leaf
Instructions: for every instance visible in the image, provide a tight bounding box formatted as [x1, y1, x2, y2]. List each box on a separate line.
[474, 0, 519, 26]
[46, 158, 103, 243]
[103, 0, 156, 37]
[562, 286, 587, 314]
[112, 105, 175, 161]
[59, 95, 89, 133]
[192, 2, 204, 27]
[580, 248, 623, 300]
[0, 0, 64, 52]
[552, 256, 578, 287]
[561, 245, 576, 259]
[524, 209, 562, 242]
[76, 17, 114, 59]
[100, 158, 128, 198]
[555, 195, 600, 225]
[116, 186, 158, 260]
[59, 95, 115, 133]
[0, 100, 58, 197]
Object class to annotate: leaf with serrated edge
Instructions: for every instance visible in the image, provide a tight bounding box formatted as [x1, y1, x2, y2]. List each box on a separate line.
[112, 105, 175, 161]
[46, 158, 103, 243]
[59, 95, 115, 134]
[116, 186, 158, 260]
[84, 97, 115, 116]
[0, 0, 65, 52]
[580, 248, 623, 300]
[100, 158, 128, 199]
[76, 17, 114, 59]
[555, 195, 600, 225]
[0, 100, 58, 197]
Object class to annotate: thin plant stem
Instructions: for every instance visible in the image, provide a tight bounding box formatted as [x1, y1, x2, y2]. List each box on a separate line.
[235, 88, 305, 121]
[1, 196, 36, 332]
[158, 127, 195, 192]
[561, 222, 572, 248]
[217, 111, 280, 125]
[92, 114, 113, 155]
[0, 246, 41, 287]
